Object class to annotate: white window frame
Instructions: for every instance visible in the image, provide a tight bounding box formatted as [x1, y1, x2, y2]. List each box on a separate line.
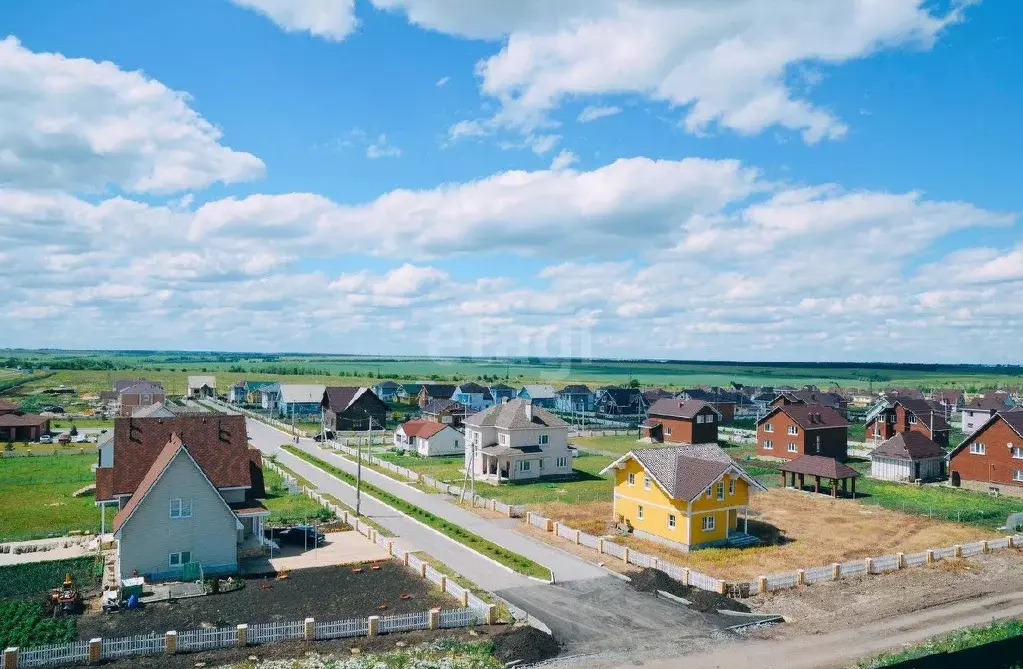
[763, 439, 773, 450]
[1015, 469, 1023, 482]
[637, 505, 644, 521]
[763, 423, 773, 433]
[787, 425, 798, 436]
[644, 476, 651, 490]
[518, 460, 531, 472]
[665, 426, 673, 436]
[701, 515, 716, 532]
[169, 551, 191, 567]
[627, 472, 635, 486]
[716, 482, 724, 501]
[706, 414, 715, 423]
[729, 479, 735, 496]
[1013, 445, 1023, 460]
[970, 443, 986, 455]
[538, 434, 549, 446]
[787, 442, 797, 453]
[169, 498, 192, 519]
[499, 433, 509, 446]
[556, 456, 568, 468]
[668, 514, 676, 529]
[909, 414, 917, 425]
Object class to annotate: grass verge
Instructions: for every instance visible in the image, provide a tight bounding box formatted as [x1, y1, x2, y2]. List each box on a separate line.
[858, 618, 1023, 667]
[0, 455, 99, 541]
[282, 445, 552, 580]
[411, 552, 513, 623]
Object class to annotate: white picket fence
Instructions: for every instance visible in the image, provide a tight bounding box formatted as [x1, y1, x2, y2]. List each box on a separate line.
[314, 618, 368, 640]
[248, 620, 305, 644]
[99, 634, 165, 660]
[178, 627, 236, 652]
[378, 611, 431, 634]
[17, 642, 89, 669]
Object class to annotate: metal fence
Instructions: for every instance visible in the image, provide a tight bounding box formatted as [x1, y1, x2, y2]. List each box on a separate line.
[248, 620, 305, 644]
[688, 570, 721, 592]
[557, 524, 577, 542]
[439, 608, 476, 629]
[314, 617, 368, 640]
[99, 634, 165, 660]
[626, 551, 656, 569]
[528, 513, 550, 530]
[378, 611, 431, 634]
[178, 627, 236, 652]
[18, 642, 89, 669]
[803, 565, 836, 584]
[578, 531, 600, 550]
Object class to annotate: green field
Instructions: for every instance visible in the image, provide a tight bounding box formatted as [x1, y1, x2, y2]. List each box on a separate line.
[0, 601, 77, 648]
[262, 467, 334, 525]
[570, 434, 642, 457]
[0, 455, 100, 541]
[858, 618, 1023, 667]
[0, 557, 99, 600]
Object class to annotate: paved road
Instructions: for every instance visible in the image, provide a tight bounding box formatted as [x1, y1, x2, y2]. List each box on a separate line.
[246, 418, 733, 656]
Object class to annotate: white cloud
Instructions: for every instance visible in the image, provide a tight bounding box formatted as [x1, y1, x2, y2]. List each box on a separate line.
[436, 76, 450, 87]
[549, 149, 579, 171]
[366, 134, 402, 159]
[231, 0, 358, 41]
[401, 0, 969, 143]
[577, 105, 621, 123]
[0, 37, 264, 194]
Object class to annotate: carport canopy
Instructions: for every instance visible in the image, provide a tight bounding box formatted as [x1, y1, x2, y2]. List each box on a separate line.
[780, 454, 860, 498]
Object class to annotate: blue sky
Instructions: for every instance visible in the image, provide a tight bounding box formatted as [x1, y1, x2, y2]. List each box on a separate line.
[1, 0, 1021, 362]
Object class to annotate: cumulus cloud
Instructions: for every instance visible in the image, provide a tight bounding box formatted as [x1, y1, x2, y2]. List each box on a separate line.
[0, 37, 264, 194]
[231, 0, 358, 40]
[366, 134, 402, 159]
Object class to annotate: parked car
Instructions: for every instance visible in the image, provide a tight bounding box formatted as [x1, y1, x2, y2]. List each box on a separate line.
[265, 525, 326, 547]
[39, 434, 53, 444]
[57, 433, 71, 445]
[313, 430, 336, 442]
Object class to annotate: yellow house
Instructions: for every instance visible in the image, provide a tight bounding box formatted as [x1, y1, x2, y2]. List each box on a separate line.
[600, 443, 766, 551]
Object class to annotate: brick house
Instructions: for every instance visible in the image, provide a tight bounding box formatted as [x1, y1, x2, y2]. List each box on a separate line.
[0, 412, 50, 442]
[961, 395, 1012, 434]
[642, 399, 720, 444]
[320, 387, 389, 431]
[948, 411, 1023, 495]
[770, 389, 847, 413]
[756, 405, 849, 461]
[417, 384, 456, 409]
[864, 398, 950, 448]
[118, 381, 167, 417]
[421, 399, 466, 427]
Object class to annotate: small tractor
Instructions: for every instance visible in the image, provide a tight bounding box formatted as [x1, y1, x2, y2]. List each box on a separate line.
[44, 573, 83, 617]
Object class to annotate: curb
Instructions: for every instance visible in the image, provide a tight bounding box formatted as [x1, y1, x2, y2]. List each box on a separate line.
[656, 589, 690, 606]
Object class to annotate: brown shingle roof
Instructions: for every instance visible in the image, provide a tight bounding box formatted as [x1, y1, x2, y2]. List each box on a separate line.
[0, 413, 49, 427]
[965, 395, 1011, 412]
[648, 398, 717, 420]
[95, 467, 113, 501]
[764, 404, 848, 430]
[0, 398, 20, 413]
[98, 414, 253, 501]
[780, 455, 860, 479]
[113, 435, 184, 533]
[611, 443, 764, 502]
[322, 386, 363, 411]
[871, 432, 945, 461]
[896, 399, 950, 432]
[466, 398, 568, 429]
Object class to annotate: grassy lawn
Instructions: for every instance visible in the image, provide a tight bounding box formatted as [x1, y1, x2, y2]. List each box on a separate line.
[262, 467, 334, 525]
[0, 455, 100, 541]
[50, 418, 114, 429]
[856, 478, 1023, 530]
[3, 442, 97, 454]
[570, 434, 642, 457]
[858, 618, 1023, 667]
[282, 445, 552, 580]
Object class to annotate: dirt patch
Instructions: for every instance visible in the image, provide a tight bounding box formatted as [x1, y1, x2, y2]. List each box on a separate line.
[628, 567, 749, 614]
[529, 501, 613, 535]
[77, 562, 454, 640]
[492, 624, 560, 665]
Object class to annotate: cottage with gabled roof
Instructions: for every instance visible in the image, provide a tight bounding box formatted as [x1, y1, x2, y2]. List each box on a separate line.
[961, 394, 1013, 434]
[418, 384, 456, 409]
[757, 404, 849, 461]
[594, 387, 647, 416]
[187, 375, 217, 399]
[948, 410, 1023, 495]
[421, 398, 466, 426]
[643, 399, 720, 444]
[600, 443, 766, 551]
[556, 384, 594, 413]
[864, 398, 950, 447]
[517, 384, 557, 409]
[321, 387, 388, 431]
[452, 382, 494, 412]
[464, 399, 572, 483]
[95, 414, 268, 581]
[276, 384, 326, 419]
[869, 432, 946, 482]
[394, 420, 463, 457]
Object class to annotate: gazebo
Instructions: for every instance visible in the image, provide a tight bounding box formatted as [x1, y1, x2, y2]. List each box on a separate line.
[780, 454, 860, 498]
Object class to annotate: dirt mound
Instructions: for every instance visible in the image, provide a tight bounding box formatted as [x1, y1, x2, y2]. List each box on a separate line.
[492, 625, 560, 665]
[629, 568, 749, 614]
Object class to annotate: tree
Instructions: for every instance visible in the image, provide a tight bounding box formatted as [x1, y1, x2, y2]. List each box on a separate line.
[69, 424, 78, 436]
[628, 379, 641, 389]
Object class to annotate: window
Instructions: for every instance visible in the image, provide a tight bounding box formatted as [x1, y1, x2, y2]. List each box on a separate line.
[762, 439, 773, 450]
[556, 456, 568, 468]
[518, 460, 531, 472]
[909, 414, 917, 425]
[763, 423, 773, 433]
[729, 479, 735, 496]
[716, 482, 724, 500]
[787, 443, 797, 453]
[1013, 446, 1023, 460]
[787, 425, 798, 436]
[707, 414, 715, 423]
[1015, 470, 1023, 482]
[637, 505, 644, 521]
[644, 476, 651, 490]
[169, 551, 191, 567]
[169, 498, 192, 519]
[628, 472, 636, 486]
[695, 415, 705, 424]
[970, 443, 987, 455]
[499, 434, 508, 445]
[701, 516, 716, 532]
[665, 426, 673, 436]
[538, 434, 549, 445]
[668, 514, 676, 529]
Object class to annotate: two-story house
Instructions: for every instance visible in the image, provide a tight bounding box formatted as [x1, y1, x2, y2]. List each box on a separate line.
[487, 384, 516, 405]
[276, 384, 326, 419]
[119, 381, 167, 417]
[864, 398, 950, 448]
[421, 399, 466, 426]
[770, 389, 847, 414]
[757, 404, 849, 461]
[418, 384, 456, 409]
[555, 385, 594, 413]
[186, 376, 217, 400]
[594, 387, 647, 416]
[95, 414, 268, 580]
[642, 399, 720, 444]
[451, 382, 495, 412]
[676, 388, 739, 423]
[948, 410, 1023, 496]
[321, 387, 389, 431]
[600, 443, 766, 551]
[464, 399, 572, 483]
[517, 385, 557, 409]
[961, 395, 1013, 434]
[373, 381, 401, 402]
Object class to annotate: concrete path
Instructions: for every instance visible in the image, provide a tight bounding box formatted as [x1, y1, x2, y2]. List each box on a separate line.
[246, 418, 730, 656]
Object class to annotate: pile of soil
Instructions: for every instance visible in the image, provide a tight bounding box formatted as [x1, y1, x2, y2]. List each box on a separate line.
[492, 625, 560, 665]
[628, 568, 749, 614]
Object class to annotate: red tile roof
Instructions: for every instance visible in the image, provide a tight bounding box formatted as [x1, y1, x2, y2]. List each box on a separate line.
[399, 420, 450, 438]
[762, 404, 848, 430]
[95, 468, 113, 502]
[97, 414, 254, 501]
[648, 398, 717, 420]
[0, 413, 49, 427]
[113, 435, 184, 533]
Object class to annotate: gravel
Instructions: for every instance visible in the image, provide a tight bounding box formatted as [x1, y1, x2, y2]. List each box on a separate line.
[628, 567, 749, 613]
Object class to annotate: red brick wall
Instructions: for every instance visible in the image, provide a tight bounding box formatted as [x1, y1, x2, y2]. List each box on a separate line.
[950, 419, 1023, 487]
[653, 410, 718, 444]
[866, 407, 948, 447]
[758, 411, 848, 461]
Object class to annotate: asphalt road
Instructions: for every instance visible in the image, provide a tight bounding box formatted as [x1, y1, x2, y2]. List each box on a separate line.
[245, 418, 732, 655]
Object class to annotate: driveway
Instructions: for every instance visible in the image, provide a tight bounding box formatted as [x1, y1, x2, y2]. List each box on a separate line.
[246, 419, 734, 655]
[241, 531, 388, 574]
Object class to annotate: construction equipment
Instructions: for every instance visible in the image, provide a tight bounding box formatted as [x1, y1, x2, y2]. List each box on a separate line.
[44, 573, 82, 616]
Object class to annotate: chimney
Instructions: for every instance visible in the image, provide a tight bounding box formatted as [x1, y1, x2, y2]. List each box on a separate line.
[525, 403, 533, 422]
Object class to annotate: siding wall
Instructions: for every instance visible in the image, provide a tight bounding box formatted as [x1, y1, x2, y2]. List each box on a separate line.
[117, 451, 238, 580]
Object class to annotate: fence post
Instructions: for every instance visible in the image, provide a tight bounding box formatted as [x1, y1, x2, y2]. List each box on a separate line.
[553, 522, 560, 536]
[622, 547, 630, 563]
[865, 557, 874, 574]
[368, 616, 379, 637]
[506, 504, 513, 518]
[575, 529, 581, 545]
[439, 576, 447, 592]
[682, 567, 690, 586]
[896, 553, 905, 568]
[597, 538, 604, 554]
[652, 557, 659, 570]
[716, 580, 726, 595]
[485, 604, 497, 625]
[460, 591, 469, 607]
[832, 563, 840, 580]
[545, 519, 554, 532]
[427, 609, 440, 631]
[165, 631, 177, 655]
[420, 563, 427, 578]
[1008, 536, 1016, 549]
[796, 569, 805, 586]
[387, 541, 394, 557]
[926, 549, 935, 564]
[954, 545, 963, 558]
[3, 648, 17, 669]
[403, 551, 410, 567]
[87, 638, 101, 664]
[981, 541, 989, 554]
[757, 576, 767, 594]
[304, 618, 315, 641]
[236, 624, 248, 647]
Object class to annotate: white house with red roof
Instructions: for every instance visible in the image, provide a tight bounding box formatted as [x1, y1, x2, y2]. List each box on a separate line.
[394, 419, 463, 456]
